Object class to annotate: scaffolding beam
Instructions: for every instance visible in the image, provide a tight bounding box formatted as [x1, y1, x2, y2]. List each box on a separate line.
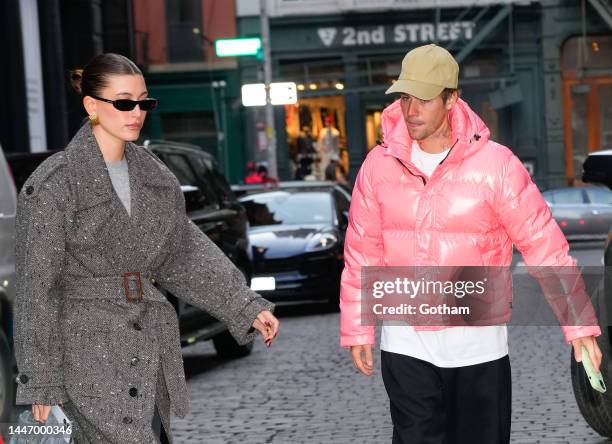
[587, 0, 612, 30]
[455, 5, 512, 63]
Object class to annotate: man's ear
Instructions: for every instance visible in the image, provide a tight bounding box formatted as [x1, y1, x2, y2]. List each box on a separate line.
[446, 90, 459, 110]
[83, 96, 97, 116]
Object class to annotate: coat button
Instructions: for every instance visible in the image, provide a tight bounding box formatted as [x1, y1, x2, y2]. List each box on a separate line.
[18, 374, 29, 384]
[130, 356, 139, 366]
[129, 387, 138, 397]
[133, 322, 142, 331]
[122, 416, 132, 424]
[25, 186, 34, 195]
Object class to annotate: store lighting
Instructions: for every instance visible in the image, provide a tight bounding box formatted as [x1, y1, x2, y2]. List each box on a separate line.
[335, 83, 344, 90]
[592, 41, 600, 52]
[309, 83, 318, 90]
[297, 84, 305, 91]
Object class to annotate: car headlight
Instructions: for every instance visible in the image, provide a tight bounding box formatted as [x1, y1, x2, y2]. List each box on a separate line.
[305, 232, 338, 252]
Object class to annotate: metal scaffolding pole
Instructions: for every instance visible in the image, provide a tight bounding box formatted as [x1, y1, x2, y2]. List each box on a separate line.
[260, 0, 277, 177]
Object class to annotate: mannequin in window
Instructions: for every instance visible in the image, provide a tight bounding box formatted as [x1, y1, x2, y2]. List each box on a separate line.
[317, 116, 340, 180]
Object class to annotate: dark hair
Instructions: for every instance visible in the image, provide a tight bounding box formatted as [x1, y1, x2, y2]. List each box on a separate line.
[70, 53, 142, 97]
[441, 88, 459, 104]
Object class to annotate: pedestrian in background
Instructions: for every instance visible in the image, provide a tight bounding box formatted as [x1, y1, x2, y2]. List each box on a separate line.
[340, 44, 602, 444]
[13, 53, 279, 443]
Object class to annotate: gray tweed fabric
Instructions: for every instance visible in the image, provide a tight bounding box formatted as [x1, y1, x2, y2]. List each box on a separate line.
[13, 122, 274, 443]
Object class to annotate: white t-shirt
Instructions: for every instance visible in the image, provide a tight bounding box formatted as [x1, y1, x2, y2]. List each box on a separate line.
[380, 140, 508, 368]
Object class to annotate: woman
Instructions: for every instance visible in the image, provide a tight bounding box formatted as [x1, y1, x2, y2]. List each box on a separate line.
[13, 53, 279, 443]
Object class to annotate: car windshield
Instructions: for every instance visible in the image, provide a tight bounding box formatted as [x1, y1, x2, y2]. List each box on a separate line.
[240, 191, 333, 227]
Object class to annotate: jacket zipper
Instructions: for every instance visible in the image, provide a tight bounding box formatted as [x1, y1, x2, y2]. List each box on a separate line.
[395, 158, 427, 185]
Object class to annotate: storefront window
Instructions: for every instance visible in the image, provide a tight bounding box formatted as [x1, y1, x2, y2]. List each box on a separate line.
[562, 35, 612, 183]
[562, 35, 612, 71]
[358, 54, 403, 87]
[278, 58, 344, 92]
[166, 0, 204, 63]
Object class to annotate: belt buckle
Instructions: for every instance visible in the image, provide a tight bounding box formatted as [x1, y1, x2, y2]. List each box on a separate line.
[124, 272, 143, 303]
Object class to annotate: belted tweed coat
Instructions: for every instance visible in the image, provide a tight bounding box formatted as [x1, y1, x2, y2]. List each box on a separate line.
[13, 122, 274, 443]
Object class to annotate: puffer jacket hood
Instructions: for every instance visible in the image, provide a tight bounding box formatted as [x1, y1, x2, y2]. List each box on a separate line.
[339, 98, 601, 347]
[380, 97, 490, 167]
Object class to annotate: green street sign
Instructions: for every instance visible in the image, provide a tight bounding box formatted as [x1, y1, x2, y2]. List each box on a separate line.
[215, 37, 262, 57]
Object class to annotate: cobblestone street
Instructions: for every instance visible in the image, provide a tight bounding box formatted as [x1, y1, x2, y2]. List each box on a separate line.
[171, 243, 611, 444]
[172, 310, 611, 444]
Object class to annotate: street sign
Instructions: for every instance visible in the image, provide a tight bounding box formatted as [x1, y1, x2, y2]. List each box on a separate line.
[241, 82, 298, 107]
[215, 37, 262, 57]
[270, 82, 297, 105]
[241, 83, 267, 107]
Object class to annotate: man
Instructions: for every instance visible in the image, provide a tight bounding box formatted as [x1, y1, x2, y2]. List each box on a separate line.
[339, 44, 602, 443]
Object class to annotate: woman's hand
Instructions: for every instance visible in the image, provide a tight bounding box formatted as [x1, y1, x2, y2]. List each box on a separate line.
[32, 404, 53, 423]
[252, 310, 280, 347]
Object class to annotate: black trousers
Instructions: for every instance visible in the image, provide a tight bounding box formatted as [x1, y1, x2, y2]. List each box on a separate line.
[381, 351, 511, 444]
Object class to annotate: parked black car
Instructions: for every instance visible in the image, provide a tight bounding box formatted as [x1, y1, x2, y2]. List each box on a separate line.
[5, 150, 62, 193]
[232, 181, 351, 309]
[571, 149, 612, 437]
[146, 140, 254, 357]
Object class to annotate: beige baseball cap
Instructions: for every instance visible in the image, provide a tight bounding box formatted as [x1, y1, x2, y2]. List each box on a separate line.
[385, 44, 459, 100]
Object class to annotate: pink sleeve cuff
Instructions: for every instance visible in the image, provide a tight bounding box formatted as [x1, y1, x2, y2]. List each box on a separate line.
[340, 333, 376, 349]
[562, 325, 602, 344]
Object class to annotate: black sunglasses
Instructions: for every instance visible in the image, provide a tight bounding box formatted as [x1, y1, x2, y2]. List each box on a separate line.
[90, 95, 158, 111]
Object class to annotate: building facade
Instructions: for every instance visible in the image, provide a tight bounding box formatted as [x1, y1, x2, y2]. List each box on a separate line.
[133, 0, 246, 182]
[237, 0, 612, 188]
[3, 0, 248, 183]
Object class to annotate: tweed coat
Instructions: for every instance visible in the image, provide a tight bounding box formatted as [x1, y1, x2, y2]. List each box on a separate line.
[13, 122, 274, 443]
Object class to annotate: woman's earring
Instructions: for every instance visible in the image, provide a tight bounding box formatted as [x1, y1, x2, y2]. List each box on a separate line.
[89, 114, 99, 126]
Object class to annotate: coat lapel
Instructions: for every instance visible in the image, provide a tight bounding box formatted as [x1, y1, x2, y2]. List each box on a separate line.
[64, 123, 177, 272]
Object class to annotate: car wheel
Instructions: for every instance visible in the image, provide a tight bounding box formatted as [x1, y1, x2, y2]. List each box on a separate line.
[571, 284, 612, 437]
[0, 330, 15, 422]
[213, 331, 254, 359]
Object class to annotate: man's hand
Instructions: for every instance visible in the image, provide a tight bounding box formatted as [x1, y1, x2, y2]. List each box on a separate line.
[571, 335, 603, 373]
[350, 344, 374, 376]
[32, 404, 52, 423]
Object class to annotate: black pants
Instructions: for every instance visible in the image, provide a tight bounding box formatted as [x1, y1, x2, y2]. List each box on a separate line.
[381, 351, 511, 444]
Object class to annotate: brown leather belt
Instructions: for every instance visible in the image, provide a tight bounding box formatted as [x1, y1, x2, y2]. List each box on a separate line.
[61, 271, 163, 304]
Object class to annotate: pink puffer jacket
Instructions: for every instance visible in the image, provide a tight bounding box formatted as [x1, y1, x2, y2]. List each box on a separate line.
[339, 98, 601, 347]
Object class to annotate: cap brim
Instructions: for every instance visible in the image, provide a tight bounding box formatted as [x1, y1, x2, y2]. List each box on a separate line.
[385, 79, 445, 100]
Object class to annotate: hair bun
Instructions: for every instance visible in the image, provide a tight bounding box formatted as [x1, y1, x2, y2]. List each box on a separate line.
[70, 69, 84, 95]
